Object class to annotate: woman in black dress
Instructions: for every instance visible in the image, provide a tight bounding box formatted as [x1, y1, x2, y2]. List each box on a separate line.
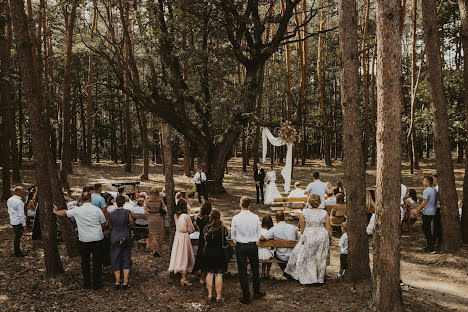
[202, 209, 228, 303]
[193, 201, 212, 282]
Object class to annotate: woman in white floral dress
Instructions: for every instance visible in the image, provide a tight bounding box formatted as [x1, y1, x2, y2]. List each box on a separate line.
[285, 194, 332, 285]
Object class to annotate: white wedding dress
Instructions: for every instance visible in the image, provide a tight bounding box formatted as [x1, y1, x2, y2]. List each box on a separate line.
[264, 171, 283, 205]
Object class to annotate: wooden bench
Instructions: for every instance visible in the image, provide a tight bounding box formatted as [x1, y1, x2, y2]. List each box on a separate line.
[273, 197, 309, 212]
[327, 204, 347, 227]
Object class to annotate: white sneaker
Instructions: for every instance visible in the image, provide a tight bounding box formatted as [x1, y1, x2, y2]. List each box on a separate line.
[336, 274, 343, 279]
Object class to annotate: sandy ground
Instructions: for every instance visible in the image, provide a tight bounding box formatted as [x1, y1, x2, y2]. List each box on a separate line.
[0, 157, 467, 311]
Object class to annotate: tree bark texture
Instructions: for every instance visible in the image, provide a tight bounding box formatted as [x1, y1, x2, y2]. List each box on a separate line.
[338, 0, 371, 283]
[372, 0, 403, 310]
[422, 0, 462, 252]
[9, 0, 64, 276]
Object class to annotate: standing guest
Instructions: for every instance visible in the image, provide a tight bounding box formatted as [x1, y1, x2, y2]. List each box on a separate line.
[168, 200, 195, 286]
[432, 174, 442, 250]
[336, 223, 348, 278]
[7, 186, 27, 257]
[401, 184, 407, 222]
[258, 215, 274, 279]
[91, 184, 106, 210]
[193, 168, 208, 203]
[231, 196, 265, 305]
[144, 187, 166, 258]
[254, 163, 266, 204]
[193, 201, 213, 282]
[53, 192, 107, 289]
[305, 172, 328, 209]
[403, 189, 419, 232]
[260, 211, 298, 277]
[285, 195, 332, 285]
[288, 182, 305, 198]
[108, 195, 134, 290]
[202, 209, 229, 303]
[26, 186, 41, 241]
[417, 176, 438, 253]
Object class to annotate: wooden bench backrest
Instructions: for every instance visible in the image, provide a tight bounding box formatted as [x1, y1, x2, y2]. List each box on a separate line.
[273, 197, 308, 203]
[225, 239, 298, 248]
[326, 204, 347, 215]
[131, 213, 148, 220]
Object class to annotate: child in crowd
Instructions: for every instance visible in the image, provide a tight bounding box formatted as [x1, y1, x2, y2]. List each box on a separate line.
[337, 222, 348, 278]
[258, 215, 274, 279]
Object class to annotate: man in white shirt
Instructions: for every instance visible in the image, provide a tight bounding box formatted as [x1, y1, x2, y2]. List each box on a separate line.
[305, 172, 328, 208]
[400, 184, 407, 222]
[324, 191, 337, 206]
[260, 211, 298, 276]
[193, 168, 208, 203]
[7, 186, 27, 257]
[288, 182, 306, 198]
[231, 196, 265, 304]
[54, 192, 107, 290]
[131, 199, 148, 226]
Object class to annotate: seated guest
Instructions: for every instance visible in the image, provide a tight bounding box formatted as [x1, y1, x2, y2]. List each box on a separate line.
[288, 182, 306, 198]
[330, 194, 346, 225]
[145, 187, 166, 258]
[326, 182, 333, 194]
[123, 195, 136, 210]
[258, 215, 274, 279]
[324, 191, 336, 206]
[131, 199, 148, 226]
[109, 195, 134, 290]
[260, 211, 298, 276]
[91, 184, 106, 210]
[202, 209, 229, 303]
[53, 192, 106, 290]
[176, 192, 192, 210]
[168, 200, 195, 286]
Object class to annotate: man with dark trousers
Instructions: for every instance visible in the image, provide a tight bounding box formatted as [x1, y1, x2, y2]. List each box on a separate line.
[231, 196, 266, 304]
[253, 163, 265, 204]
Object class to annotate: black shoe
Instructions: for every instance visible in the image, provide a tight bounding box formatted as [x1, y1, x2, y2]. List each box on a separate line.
[153, 252, 161, 258]
[239, 297, 251, 305]
[254, 291, 266, 299]
[115, 283, 121, 290]
[14, 252, 26, 257]
[122, 284, 129, 291]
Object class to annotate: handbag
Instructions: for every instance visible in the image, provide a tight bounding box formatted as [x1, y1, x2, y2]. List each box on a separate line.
[221, 227, 234, 262]
[159, 207, 167, 216]
[118, 210, 133, 248]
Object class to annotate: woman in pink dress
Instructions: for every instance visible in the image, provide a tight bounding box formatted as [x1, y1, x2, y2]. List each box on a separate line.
[168, 199, 195, 286]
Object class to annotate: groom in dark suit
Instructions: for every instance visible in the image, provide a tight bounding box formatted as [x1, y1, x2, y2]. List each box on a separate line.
[254, 162, 265, 204]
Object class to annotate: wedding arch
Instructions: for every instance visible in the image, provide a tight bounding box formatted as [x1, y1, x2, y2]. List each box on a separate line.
[261, 124, 296, 193]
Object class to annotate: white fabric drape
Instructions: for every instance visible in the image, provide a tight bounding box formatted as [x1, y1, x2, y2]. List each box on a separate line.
[262, 127, 293, 193]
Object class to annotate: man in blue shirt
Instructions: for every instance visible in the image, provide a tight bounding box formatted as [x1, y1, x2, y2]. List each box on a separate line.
[91, 184, 106, 210]
[417, 176, 438, 253]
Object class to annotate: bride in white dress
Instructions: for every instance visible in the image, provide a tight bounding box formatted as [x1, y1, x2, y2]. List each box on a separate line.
[264, 166, 283, 205]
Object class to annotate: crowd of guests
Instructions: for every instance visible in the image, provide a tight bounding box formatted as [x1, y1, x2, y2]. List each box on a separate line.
[5, 169, 465, 304]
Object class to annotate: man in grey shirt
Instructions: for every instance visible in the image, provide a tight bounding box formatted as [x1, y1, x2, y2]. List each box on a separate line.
[260, 211, 298, 277]
[417, 176, 438, 253]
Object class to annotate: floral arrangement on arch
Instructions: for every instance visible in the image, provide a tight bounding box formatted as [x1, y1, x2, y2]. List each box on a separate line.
[278, 121, 297, 144]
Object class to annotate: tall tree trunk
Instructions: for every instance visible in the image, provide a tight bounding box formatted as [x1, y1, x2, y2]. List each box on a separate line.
[280, 0, 292, 122]
[0, 2, 13, 199]
[338, 0, 371, 283]
[140, 111, 149, 180]
[422, 0, 462, 252]
[362, 0, 370, 164]
[408, 0, 418, 174]
[242, 128, 247, 172]
[371, 0, 403, 310]
[458, 0, 468, 243]
[84, 0, 97, 166]
[10, 0, 64, 277]
[370, 45, 377, 167]
[318, 1, 332, 167]
[60, 0, 78, 188]
[301, 0, 308, 166]
[183, 137, 191, 176]
[161, 122, 176, 241]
